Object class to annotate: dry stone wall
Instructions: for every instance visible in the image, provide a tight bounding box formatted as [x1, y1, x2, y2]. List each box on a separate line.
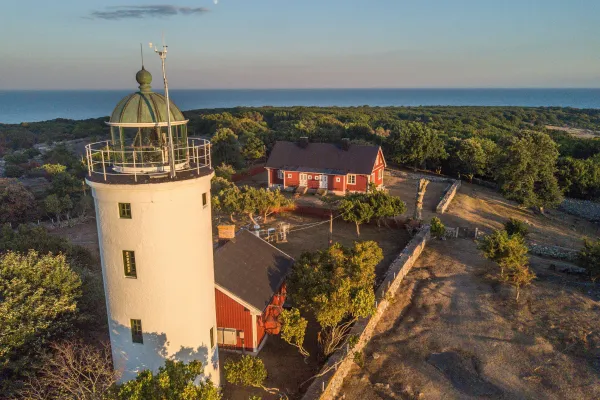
[436, 180, 461, 214]
[528, 242, 579, 262]
[559, 198, 600, 222]
[302, 227, 431, 400]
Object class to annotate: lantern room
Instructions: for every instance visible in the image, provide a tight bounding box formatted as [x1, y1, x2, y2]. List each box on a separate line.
[85, 67, 210, 182]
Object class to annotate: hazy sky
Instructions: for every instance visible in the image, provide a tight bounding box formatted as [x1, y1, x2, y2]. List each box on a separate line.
[1, 0, 599, 89]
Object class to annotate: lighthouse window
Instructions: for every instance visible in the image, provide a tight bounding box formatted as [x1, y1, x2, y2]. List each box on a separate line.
[202, 192, 208, 207]
[119, 203, 132, 219]
[123, 250, 137, 278]
[210, 327, 215, 349]
[131, 319, 143, 344]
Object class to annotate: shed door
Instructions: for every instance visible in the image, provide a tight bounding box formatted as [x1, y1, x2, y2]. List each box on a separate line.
[299, 173, 307, 186]
[319, 175, 328, 189]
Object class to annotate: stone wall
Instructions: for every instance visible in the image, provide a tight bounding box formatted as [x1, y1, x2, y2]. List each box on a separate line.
[302, 227, 431, 400]
[528, 242, 579, 262]
[386, 168, 453, 183]
[559, 198, 600, 222]
[436, 180, 461, 214]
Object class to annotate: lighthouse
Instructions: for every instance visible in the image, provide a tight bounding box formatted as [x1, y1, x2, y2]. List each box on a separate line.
[85, 49, 219, 383]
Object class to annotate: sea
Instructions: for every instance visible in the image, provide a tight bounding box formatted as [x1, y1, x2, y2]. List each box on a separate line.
[1, 88, 600, 125]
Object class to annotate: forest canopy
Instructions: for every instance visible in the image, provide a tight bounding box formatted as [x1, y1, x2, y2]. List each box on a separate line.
[3, 106, 600, 204]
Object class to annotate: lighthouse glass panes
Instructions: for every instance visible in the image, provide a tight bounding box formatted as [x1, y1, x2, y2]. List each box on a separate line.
[119, 203, 132, 219]
[131, 319, 143, 344]
[123, 250, 137, 278]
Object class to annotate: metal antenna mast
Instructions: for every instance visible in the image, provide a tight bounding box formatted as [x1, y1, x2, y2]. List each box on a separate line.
[140, 43, 144, 67]
[151, 37, 176, 178]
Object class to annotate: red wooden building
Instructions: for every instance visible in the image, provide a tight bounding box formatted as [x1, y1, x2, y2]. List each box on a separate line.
[213, 230, 294, 354]
[265, 139, 386, 194]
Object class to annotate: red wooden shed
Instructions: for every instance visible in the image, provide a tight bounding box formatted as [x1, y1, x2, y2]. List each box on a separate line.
[213, 230, 294, 353]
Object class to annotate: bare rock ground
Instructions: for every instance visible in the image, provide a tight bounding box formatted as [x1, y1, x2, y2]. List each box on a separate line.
[339, 239, 600, 399]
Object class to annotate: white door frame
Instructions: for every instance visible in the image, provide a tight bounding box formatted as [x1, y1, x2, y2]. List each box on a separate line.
[319, 175, 328, 189]
[299, 173, 307, 186]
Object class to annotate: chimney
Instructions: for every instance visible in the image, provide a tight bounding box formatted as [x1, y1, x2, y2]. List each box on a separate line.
[217, 225, 235, 246]
[298, 136, 309, 148]
[341, 138, 351, 151]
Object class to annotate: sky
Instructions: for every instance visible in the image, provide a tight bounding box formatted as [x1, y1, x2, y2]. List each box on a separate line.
[1, 0, 599, 90]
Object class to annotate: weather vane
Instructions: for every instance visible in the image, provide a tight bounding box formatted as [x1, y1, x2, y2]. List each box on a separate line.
[149, 35, 176, 178]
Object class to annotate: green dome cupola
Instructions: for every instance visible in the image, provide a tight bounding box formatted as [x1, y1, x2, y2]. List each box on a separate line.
[109, 68, 186, 126]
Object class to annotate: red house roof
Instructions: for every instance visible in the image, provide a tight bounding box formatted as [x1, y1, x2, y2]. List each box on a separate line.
[265, 141, 382, 175]
[213, 230, 294, 312]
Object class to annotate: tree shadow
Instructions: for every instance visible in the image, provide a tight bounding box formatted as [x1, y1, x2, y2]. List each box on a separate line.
[108, 320, 216, 383]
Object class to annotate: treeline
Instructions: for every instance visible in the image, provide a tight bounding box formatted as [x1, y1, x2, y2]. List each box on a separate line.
[3, 106, 600, 204]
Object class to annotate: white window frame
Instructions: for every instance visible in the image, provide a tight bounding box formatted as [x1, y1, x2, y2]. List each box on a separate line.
[277, 170, 284, 179]
[314, 175, 320, 180]
[336, 177, 341, 183]
[308, 175, 312, 180]
[347, 174, 356, 185]
[287, 173, 292, 178]
[217, 327, 237, 346]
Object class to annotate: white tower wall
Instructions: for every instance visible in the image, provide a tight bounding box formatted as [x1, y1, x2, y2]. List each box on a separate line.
[87, 175, 219, 384]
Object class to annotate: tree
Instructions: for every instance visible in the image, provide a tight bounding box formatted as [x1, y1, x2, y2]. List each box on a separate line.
[387, 122, 447, 171]
[211, 128, 244, 168]
[504, 263, 536, 301]
[453, 137, 496, 181]
[279, 308, 310, 358]
[39, 163, 67, 175]
[288, 241, 383, 356]
[430, 217, 446, 239]
[45, 193, 63, 222]
[0, 180, 37, 225]
[504, 218, 529, 238]
[338, 194, 375, 237]
[212, 184, 243, 223]
[241, 133, 266, 162]
[245, 187, 292, 223]
[61, 194, 74, 220]
[579, 239, 600, 281]
[496, 130, 562, 210]
[224, 355, 279, 395]
[366, 188, 406, 227]
[478, 229, 528, 277]
[17, 341, 117, 400]
[0, 251, 82, 385]
[112, 360, 221, 400]
[478, 229, 535, 301]
[215, 163, 236, 181]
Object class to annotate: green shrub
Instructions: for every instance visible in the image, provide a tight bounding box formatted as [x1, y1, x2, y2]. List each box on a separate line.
[579, 239, 600, 281]
[430, 217, 446, 238]
[504, 218, 529, 237]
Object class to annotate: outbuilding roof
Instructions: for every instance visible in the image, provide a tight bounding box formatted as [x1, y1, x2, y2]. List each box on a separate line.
[265, 141, 382, 175]
[213, 230, 294, 313]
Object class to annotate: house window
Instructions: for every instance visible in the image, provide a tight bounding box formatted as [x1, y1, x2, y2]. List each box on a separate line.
[314, 175, 320, 180]
[202, 192, 208, 207]
[378, 169, 383, 180]
[210, 327, 215, 349]
[123, 250, 137, 278]
[119, 203, 131, 219]
[308, 175, 312, 180]
[287, 173, 292, 179]
[131, 319, 143, 344]
[217, 327, 237, 346]
[336, 177, 341, 183]
[347, 174, 356, 185]
[277, 170, 284, 179]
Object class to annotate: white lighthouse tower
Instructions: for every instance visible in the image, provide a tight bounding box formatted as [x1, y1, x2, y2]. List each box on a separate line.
[85, 47, 219, 384]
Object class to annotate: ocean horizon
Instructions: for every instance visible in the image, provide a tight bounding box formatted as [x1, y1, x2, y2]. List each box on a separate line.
[1, 88, 600, 125]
